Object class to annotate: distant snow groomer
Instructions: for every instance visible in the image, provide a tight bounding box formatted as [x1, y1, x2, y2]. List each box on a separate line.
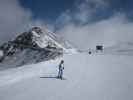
[57, 60, 64, 79]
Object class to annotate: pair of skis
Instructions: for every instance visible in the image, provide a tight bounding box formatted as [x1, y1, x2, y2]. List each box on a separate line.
[56, 76, 65, 80]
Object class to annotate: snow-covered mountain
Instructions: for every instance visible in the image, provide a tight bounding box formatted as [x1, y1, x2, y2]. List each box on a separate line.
[0, 27, 76, 69]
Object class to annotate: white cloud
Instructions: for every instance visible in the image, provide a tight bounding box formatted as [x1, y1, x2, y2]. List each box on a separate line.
[0, 0, 55, 44]
[56, 0, 133, 49]
[0, 0, 33, 43]
[0, 0, 133, 50]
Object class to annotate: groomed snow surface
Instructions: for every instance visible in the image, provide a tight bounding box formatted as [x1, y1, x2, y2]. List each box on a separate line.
[0, 53, 133, 100]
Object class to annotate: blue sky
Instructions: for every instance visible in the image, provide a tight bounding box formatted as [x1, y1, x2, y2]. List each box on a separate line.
[0, 0, 133, 48]
[20, 0, 76, 22]
[19, 0, 133, 23]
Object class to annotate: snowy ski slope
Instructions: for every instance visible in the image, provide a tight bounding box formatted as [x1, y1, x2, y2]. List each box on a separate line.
[0, 53, 133, 100]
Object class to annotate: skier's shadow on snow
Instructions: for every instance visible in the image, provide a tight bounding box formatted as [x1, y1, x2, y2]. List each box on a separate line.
[40, 76, 57, 79]
[40, 76, 66, 80]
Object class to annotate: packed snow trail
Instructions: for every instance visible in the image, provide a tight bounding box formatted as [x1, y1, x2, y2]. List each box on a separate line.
[0, 53, 133, 100]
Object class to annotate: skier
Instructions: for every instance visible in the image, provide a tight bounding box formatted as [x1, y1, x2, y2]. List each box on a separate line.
[57, 60, 64, 79]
